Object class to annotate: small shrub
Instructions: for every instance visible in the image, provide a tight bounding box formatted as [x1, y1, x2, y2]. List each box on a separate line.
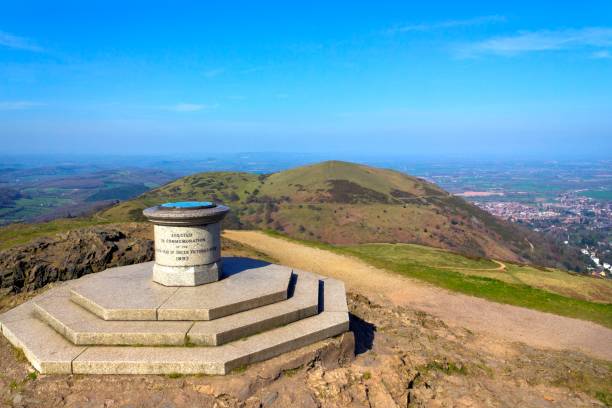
[166, 372, 183, 379]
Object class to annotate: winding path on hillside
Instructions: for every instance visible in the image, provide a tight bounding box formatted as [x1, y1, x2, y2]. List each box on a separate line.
[434, 259, 506, 271]
[224, 230, 612, 361]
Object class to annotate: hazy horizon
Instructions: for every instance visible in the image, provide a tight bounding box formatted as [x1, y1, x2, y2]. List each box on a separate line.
[2, 151, 612, 165]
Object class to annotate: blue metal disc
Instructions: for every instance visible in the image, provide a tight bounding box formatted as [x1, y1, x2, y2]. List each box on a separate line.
[160, 201, 215, 209]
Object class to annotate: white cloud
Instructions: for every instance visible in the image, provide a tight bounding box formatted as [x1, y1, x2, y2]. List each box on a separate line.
[203, 68, 225, 78]
[0, 30, 42, 52]
[592, 50, 612, 59]
[0, 101, 43, 110]
[168, 103, 216, 112]
[457, 27, 612, 57]
[386, 15, 505, 34]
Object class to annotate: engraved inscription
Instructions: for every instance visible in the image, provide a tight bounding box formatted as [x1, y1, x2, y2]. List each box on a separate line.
[154, 223, 220, 267]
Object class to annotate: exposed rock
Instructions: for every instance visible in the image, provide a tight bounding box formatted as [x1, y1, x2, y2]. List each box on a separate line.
[260, 391, 278, 406]
[0, 223, 153, 293]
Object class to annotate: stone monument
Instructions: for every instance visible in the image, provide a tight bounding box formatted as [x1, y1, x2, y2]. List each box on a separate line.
[0, 200, 351, 375]
[143, 201, 229, 286]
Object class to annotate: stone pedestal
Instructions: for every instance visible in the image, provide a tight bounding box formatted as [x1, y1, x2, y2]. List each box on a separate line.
[143, 202, 230, 286]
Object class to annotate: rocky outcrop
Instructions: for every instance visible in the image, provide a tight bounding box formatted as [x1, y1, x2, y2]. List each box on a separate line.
[0, 223, 153, 293]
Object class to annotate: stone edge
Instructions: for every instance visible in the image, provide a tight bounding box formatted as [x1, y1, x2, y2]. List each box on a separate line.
[0, 303, 86, 374]
[71, 311, 349, 375]
[70, 289, 159, 321]
[188, 274, 320, 346]
[33, 300, 193, 346]
[156, 271, 292, 321]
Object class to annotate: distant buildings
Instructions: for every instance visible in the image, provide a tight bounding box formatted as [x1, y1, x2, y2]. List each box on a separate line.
[464, 191, 612, 278]
[469, 192, 611, 232]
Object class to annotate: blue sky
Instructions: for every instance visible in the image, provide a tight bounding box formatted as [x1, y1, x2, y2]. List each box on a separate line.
[1, 1, 611, 158]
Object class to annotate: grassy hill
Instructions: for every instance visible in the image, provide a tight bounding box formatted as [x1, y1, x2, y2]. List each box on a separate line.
[97, 161, 584, 271]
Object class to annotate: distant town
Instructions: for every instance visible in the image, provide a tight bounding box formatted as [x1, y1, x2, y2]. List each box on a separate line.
[401, 159, 612, 279]
[467, 192, 612, 278]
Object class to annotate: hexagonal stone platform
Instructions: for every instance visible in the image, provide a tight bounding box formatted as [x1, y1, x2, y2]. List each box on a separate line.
[33, 272, 320, 346]
[0, 258, 350, 375]
[70, 258, 292, 321]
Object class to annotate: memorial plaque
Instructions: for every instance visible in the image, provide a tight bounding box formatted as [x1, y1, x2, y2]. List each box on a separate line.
[143, 201, 229, 286]
[153, 224, 220, 267]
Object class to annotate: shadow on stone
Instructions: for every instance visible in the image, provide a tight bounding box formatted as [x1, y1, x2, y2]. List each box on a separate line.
[220, 257, 271, 278]
[287, 273, 298, 298]
[349, 313, 376, 355]
[318, 280, 325, 314]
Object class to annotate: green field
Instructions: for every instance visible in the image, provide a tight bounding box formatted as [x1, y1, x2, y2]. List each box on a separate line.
[85, 183, 150, 202]
[264, 231, 612, 328]
[0, 197, 75, 223]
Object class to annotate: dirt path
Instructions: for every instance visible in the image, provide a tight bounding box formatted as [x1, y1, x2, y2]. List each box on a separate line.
[435, 259, 506, 271]
[224, 230, 612, 361]
[526, 238, 535, 252]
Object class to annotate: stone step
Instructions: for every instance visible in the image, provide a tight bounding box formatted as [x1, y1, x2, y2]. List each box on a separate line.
[0, 285, 87, 374]
[34, 298, 193, 346]
[188, 272, 319, 346]
[32, 272, 320, 346]
[70, 258, 292, 321]
[0, 271, 349, 375]
[72, 311, 349, 375]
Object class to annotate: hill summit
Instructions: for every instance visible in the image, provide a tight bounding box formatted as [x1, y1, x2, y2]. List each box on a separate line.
[98, 161, 581, 270]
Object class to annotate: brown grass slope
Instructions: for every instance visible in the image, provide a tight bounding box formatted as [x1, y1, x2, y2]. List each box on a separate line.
[97, 160, 584, 271]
